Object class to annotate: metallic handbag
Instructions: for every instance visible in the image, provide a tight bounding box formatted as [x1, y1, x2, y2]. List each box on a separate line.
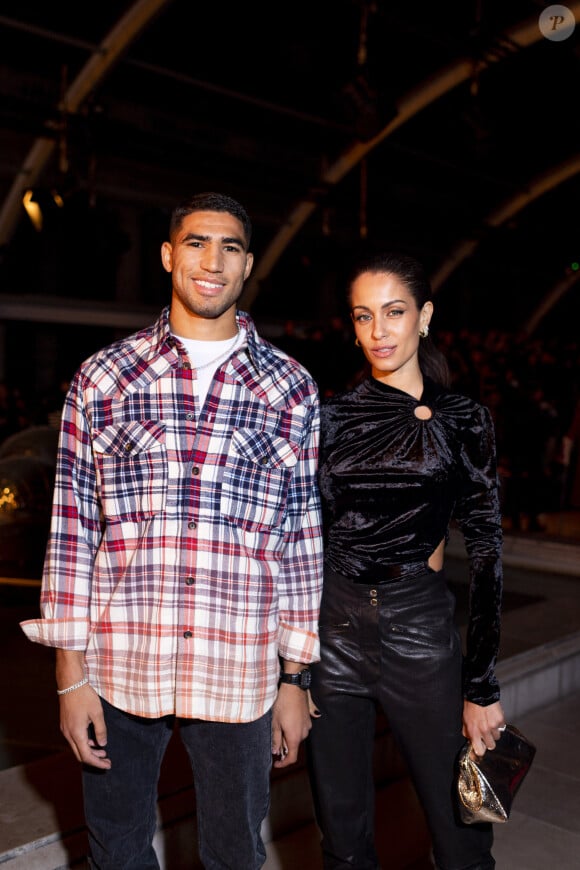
[457, 724, 536, 824]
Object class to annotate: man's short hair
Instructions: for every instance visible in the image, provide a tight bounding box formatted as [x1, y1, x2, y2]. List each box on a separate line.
[169, 192, 252, 248]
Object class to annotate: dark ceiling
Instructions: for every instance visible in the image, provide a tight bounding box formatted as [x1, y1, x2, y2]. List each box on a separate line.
[0, 0, 579, 338]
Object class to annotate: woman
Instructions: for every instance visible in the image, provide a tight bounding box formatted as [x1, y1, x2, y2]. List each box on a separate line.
[307, 251, 505, 870]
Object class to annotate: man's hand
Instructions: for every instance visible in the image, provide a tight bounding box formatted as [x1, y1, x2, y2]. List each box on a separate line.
[56, 647, 111, 769]
[59, 686, 111, 769]
[271, 683, 312, 769]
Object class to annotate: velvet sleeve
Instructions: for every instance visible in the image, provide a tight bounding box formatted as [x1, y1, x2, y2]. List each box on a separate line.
[453, 404, 503, 705]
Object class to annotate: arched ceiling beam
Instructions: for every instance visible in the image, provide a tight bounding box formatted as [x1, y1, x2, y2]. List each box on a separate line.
[240, 3, 580, 309]
[524, 269, 580, 336]
[0, 0, 174, 249]
[431, 153, 580, 292]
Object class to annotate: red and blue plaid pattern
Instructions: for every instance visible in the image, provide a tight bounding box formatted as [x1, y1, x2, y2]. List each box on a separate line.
[21, 308, 324, 721]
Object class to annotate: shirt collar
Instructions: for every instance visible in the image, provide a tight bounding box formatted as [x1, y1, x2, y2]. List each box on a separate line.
[154, 306, 263, 376]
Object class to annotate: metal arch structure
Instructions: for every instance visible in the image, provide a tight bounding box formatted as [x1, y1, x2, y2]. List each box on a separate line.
[524, 269, 580, 336]
[2, 0, 578, 326]
[430, 153, 580, 292]
[240, 2, 580, 311]
[0, 0, 174, 250]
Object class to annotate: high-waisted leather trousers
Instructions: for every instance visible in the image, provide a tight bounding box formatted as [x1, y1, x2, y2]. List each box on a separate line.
[306, 568, 495, 870]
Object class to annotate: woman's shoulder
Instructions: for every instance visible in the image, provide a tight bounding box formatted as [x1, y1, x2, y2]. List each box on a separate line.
[319, 382, 375, 438]
[429, 378, 486, 411]
[322, 380, 369, 408]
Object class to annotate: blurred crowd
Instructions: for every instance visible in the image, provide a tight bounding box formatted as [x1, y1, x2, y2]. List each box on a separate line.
[439, 328, 580, 530]
[1, 323, 579, 532]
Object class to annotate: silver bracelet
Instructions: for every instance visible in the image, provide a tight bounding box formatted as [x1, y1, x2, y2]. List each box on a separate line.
[56, 676, 89, 696]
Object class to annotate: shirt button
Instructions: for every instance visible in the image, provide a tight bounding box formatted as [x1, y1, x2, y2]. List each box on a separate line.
[183, 630, 193, 638]
[183, 362, 192, 370]
[124, 442, 133, 452]
[186, 412, 194, 421]
[370, 589, 377, 596]
[192, 466, 200, 476]
[185, 576, 194, 586]
[370, 598, 378, 607]
[260, 456, 269, 465]
[188, 521, 196, 530]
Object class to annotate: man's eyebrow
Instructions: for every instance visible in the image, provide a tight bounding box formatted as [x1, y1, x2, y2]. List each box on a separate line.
[181, 232, 246, 248]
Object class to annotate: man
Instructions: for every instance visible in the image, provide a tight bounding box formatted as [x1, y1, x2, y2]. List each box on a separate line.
[21, 192, 323, 869]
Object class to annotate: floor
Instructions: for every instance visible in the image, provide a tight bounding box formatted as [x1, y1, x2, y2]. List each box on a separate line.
[491, 689, 580, 869]
[451, 511, 580, 868]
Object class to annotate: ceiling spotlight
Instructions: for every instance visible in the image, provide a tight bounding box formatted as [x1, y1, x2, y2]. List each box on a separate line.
[22, 188, 65, 231]
[22, 189, 43, 231]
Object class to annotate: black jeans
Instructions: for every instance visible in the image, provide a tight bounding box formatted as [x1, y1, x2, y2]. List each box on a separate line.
[306, 568, 494, 870]
[83, 698, 272, 869]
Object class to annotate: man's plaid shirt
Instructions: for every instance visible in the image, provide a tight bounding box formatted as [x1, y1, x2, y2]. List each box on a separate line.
[21, 308, 323, 721]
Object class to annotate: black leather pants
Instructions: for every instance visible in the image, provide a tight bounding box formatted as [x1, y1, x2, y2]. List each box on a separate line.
[306, 568, 495, 870]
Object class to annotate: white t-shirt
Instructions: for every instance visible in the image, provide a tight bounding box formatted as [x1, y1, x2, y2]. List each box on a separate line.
[175, 329, 245, 406]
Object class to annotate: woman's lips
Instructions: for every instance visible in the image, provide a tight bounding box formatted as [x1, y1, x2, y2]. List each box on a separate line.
[370, 345, 396, 358]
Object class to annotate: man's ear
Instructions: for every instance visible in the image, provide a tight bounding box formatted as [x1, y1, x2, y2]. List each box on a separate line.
[243, 252, 254, 280]
[161, 241, 173, 273]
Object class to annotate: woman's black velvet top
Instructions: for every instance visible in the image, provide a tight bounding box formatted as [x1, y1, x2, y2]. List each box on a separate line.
[318, 375, 503, 705]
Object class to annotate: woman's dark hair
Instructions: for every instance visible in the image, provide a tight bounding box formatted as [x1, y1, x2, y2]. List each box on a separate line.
[346, 250, 451, 387]
[169, 192, 253, 248]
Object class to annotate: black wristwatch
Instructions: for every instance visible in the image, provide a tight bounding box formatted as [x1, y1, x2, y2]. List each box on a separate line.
[278, 668, 311, 690]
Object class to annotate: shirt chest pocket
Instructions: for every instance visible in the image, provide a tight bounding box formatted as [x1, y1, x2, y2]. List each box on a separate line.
[93, 421, 167, 521]
[220, 428, 300, 531]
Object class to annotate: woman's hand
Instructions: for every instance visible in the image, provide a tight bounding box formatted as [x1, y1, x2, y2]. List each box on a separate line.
[462, 699, 506, 757]
[307, 689, 321, 718]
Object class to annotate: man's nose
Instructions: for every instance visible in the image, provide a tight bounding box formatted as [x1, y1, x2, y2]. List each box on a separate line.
[200, 245, 224, 271]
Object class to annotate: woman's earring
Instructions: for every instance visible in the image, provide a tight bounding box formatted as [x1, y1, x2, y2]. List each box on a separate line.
[419, 325, 429, 338]
[355, 338, 361, 347]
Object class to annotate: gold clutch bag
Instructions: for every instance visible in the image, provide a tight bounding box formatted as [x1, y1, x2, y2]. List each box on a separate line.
[457, 724, 536, 824]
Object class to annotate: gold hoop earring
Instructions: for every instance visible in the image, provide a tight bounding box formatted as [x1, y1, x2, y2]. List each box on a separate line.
[419, 325, 429, 338]
[355, 338, 361, 347]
